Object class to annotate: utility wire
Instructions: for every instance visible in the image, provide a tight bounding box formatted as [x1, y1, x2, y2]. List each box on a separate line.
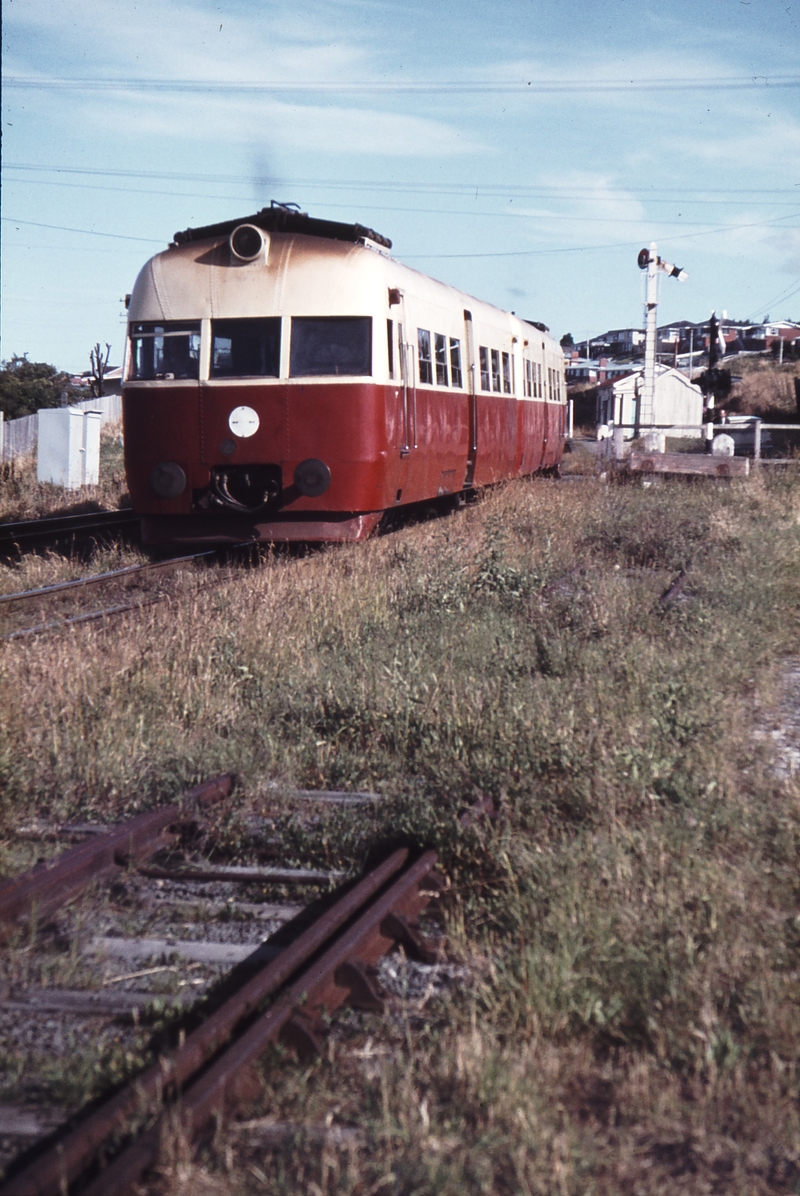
[4, 172, 799, 210]
[745, 277, 800, 321]
[5, 162, 798, 199]
[0, 183, 780, 228]
[0, 217, 164, 244]
[4, 73, 799, 94]
[400, 211, 800, 259]
[4, 210, 797, 256]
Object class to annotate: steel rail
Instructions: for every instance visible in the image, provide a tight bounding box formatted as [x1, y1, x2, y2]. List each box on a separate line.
[0, 549, 219, 607]
[83, 850, 439, 1196]
[0, 510, 139, 549]
[1, 544, 256, 642]
[0, 774, 235, 943]
[1, 595, 166, 641]
[3, 848, 440, 1196]
[138, 863, 345, 884]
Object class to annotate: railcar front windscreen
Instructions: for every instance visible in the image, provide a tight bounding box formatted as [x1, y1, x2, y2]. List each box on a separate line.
[289, 317, 371, 377]
[211, 318, 281, 377]
[129, 322, 201, 380]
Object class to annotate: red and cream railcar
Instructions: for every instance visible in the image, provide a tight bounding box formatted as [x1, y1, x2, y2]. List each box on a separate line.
[122, 207, 567, 545]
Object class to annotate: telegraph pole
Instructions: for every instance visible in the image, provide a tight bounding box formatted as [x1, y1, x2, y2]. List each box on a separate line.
[637, 245, 688, 431]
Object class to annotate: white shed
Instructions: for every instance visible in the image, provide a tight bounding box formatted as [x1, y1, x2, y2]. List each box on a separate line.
[596, 364, 702, 439]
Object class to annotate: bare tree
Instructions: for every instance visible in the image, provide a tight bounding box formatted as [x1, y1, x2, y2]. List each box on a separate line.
[89, 342, 111, 398]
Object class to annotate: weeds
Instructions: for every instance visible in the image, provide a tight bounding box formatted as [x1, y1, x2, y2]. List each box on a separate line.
[1, 472, 800, 1193]
[0, 424, 129, 522]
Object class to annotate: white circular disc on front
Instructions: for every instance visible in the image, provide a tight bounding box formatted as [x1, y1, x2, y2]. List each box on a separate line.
[228, 406, 259, 438]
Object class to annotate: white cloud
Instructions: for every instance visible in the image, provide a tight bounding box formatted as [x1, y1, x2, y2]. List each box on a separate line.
[57, 88, 481, 158]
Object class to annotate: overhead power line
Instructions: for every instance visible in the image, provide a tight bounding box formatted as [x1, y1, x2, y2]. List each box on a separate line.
[1, 217, 163, 244]
[3, 210, 797, 257]
[745, 276, 800, 321]
[4, 171, 800, 210]
[4, 73, 799, 94]
[401, 211, 800, 259]
[4, 162, 798, 202]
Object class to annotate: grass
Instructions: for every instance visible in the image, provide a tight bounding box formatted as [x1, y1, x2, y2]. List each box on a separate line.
[0, 470, 799, 1193]
[728, 356, 800, 420]
[0, 424, 129, 522]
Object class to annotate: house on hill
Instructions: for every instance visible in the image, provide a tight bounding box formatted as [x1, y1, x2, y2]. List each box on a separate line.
[596, 364, 703, 438]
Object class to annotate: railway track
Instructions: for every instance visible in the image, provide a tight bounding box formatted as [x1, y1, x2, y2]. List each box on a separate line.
[0, 510, 140, 558]
[0, 776, 445, 1195]
[0, 547, 247, 641]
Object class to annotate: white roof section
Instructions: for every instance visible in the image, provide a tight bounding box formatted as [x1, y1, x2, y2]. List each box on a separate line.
[127, 231, 562, 359]
[599, 363, 700, 394]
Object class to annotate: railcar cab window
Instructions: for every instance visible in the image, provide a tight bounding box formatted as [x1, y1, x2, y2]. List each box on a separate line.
[211, 318, 280, 378]
[130, 322, 200, 381]
[417, 329, 433, 385]
[290, 317, 371, 377]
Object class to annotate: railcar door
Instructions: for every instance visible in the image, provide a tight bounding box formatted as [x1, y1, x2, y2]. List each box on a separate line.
[463, 309, 477, 488]
[391, 294, 417, 506]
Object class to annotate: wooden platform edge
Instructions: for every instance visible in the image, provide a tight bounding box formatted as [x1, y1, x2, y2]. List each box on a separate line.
[628, 452, 750, 477]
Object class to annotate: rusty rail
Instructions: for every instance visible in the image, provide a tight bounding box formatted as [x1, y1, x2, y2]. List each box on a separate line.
[0, 774, 235, 943]
[0, 510, 140, 555]
[2, 847, 442, 1196]
[0, 548, 246, 643]
[0, 551, 218, 609]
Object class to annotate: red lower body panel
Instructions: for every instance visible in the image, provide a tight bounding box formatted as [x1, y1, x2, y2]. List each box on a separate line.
[124, 381, 564, 545]
[141, 511, 383, 546]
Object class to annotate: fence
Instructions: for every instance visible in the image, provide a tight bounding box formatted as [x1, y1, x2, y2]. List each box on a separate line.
[0, 395, 122, 464]
[597, 418, 800, 464]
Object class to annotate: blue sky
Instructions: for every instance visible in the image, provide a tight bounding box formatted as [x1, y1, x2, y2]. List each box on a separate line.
[2, 0, 799, 373]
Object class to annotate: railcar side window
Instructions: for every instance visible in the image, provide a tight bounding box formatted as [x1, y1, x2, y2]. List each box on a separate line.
[524, 359, 532, 397]
[479, 347, 490, 390]
[502, 352, 512, 394]
[434, 333, 448, 386]
[387, 319, 394, 379]
[417, 329, 433, 385]
[449, 339, 462, 388]
[491, 349, 502, 393]
[290, 317, 372, 377]
[130, 322, 201, 380]
[210, 318, 280, 377]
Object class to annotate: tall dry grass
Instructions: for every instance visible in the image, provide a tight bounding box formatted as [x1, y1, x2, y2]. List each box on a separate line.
[728, 357, 800, 419]
[0, 426, 129, 522]
[1, 471, 800, 1193]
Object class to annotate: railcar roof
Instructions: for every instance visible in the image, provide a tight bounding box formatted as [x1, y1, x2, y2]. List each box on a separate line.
[172, 204, 391, 250]
[132, 220, 558, 349]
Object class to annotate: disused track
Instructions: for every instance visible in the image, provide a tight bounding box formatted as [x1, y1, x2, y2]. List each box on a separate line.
[0, 778, 444, 1196]
[0, 548, 247, 641]
[0, 511, 140, 558]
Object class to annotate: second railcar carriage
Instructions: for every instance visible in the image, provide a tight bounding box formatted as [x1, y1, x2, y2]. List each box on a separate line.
[122, 205, 567, 545]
